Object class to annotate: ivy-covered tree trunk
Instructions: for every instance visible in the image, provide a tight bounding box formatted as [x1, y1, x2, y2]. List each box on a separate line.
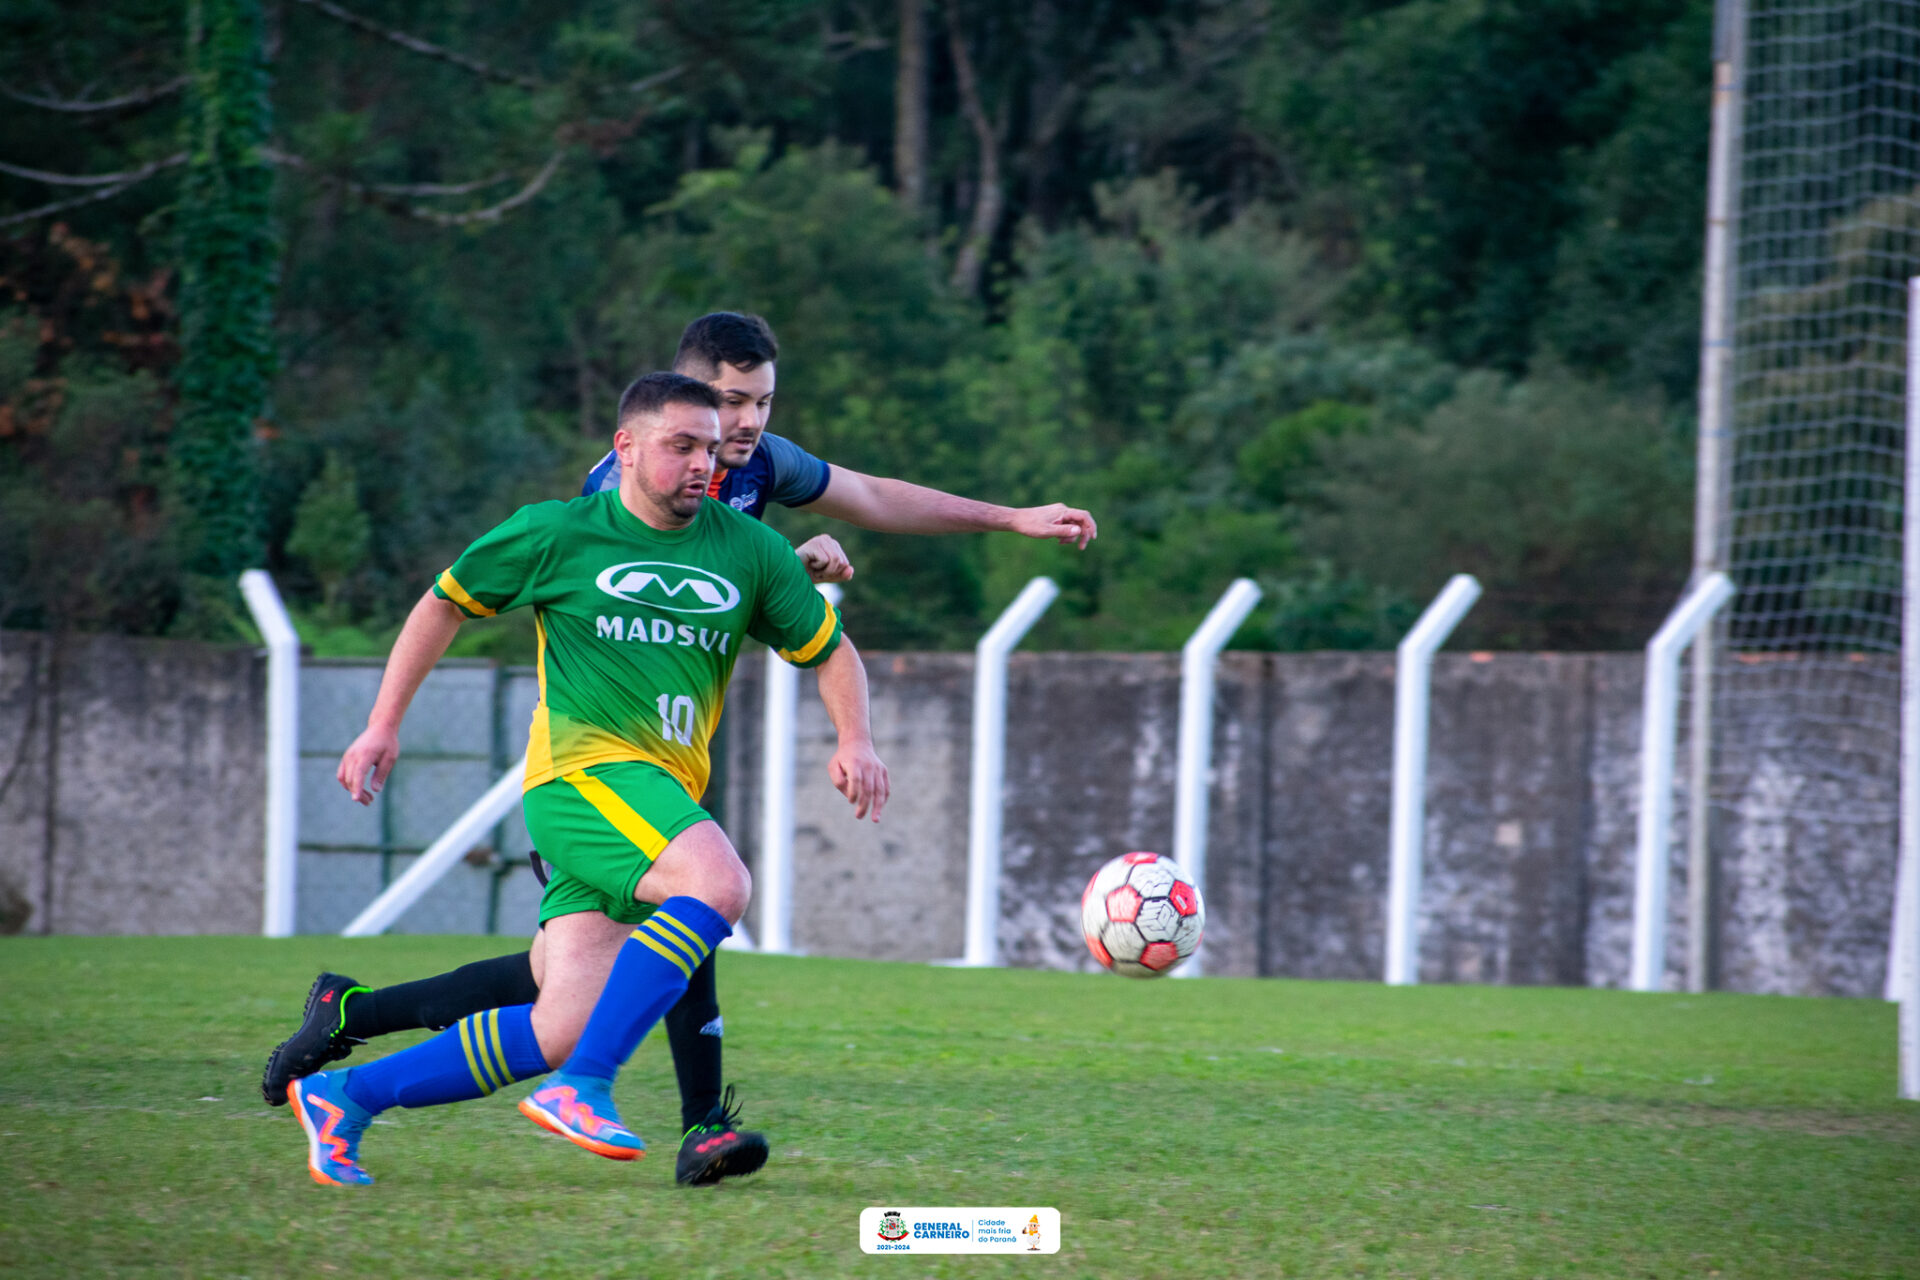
[174, 0, 276, 579]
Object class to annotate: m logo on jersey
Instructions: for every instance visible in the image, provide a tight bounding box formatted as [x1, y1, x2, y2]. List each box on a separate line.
[595, 561, 741, 614]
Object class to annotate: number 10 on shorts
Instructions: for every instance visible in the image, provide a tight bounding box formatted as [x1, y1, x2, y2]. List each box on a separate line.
[657, 694, 696, 745]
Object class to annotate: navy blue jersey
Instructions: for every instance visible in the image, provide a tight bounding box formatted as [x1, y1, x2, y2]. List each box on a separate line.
[582, 430, 831, 519]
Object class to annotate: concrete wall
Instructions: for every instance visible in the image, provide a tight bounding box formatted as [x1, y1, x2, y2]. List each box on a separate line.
[729, 651, 1898, 998]
[0, 631, 267, 935]
[0, 631, 1899, 998]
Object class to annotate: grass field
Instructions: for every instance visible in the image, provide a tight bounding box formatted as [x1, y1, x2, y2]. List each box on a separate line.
[2, 936, 1917, 1278]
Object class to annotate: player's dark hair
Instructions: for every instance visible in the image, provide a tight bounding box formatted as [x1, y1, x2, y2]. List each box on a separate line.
[672, 312, 779, 378]
[617, 371, 723, 432]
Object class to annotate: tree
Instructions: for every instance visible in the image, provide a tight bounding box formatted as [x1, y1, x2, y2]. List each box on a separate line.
[172, 0, 277, 581]
[286, 451, 370, 622]
[1295, 368, 1694, 649]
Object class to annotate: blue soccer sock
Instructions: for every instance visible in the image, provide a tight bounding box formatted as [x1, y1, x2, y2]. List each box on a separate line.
[563, 897, 732, 1082]
[341, 1003, 549, 1114]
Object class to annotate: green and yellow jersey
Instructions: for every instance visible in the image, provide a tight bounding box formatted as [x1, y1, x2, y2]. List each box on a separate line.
[432, 488, 842, 799]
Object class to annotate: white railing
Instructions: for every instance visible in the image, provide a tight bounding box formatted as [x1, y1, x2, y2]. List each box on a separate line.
[238, 570, 299, 938]
[961, 578, 1060, 967]
[1172, 579, 1263, 977]
[1897, 276, 1920, 1099]
[1384, 574, 1482, 986]
[1629, 571, 1736, 992]
[756, 582, 842, 955]
[343, 758, 525, 936]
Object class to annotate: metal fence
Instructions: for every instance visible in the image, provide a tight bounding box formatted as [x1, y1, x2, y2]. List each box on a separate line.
[295, 659, 541, 934]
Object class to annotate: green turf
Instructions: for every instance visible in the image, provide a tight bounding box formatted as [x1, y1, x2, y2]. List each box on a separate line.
[1, 937, 1916, 1278]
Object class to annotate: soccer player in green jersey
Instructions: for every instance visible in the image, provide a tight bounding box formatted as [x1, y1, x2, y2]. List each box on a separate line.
[264, 312, 1096, 1186]
[288, 372, 887, 1186]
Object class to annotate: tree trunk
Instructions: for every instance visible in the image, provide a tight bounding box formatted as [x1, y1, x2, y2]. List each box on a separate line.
[894, 0, 928, 210]
[946, 4, 1002, 296]
[175, 0, 277, 577]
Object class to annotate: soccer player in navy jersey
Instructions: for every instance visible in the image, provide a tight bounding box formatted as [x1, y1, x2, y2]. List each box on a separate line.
[263, 311, 1097, 1186]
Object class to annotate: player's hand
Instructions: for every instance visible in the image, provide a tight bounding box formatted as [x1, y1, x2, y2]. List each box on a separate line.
[337, 725, 400, 806]
[797, 534, 854, 583]
[829, 739, 889, 822]
[1009, 503, 1097, 549]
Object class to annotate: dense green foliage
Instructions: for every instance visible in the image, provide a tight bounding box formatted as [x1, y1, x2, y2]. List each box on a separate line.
[4, 937, 1918, 1276]
[0, 0, 1712, 652]
[172, 0, 279, 616]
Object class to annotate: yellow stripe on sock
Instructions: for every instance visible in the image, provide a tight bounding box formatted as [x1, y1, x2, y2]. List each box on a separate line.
[633, 929, 694, 978]
[458, 1016, 500, 1094]
[641, 918, 703, 970]
[652, 912, 711, 962]
[483, 1009, 511, 1087]
[562, 769, 669, 857]
[471, 1015, 505, 1093]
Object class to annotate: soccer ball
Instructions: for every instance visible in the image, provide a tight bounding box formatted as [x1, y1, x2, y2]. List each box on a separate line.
[1080, 852, 1204, 978]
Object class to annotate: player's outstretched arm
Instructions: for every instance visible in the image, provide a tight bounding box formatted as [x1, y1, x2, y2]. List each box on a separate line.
[809, 465, 1097, 549]
[335, 591, 466, 805]
[796, 533, 854, 583]
[815, 637, 889, 822]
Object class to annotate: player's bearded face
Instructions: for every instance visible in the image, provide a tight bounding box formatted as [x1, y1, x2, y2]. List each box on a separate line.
[703, 361, 776, 469]
[617, 404, 719, 525]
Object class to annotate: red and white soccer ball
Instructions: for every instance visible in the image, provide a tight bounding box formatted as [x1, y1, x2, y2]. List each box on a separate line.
[1081, 852, 1204, 978]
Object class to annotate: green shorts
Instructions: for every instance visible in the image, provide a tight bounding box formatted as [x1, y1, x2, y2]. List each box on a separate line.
[522, 761, 711, 926]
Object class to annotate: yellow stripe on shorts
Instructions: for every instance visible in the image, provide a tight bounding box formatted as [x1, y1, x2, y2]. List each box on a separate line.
[632, 927, 694, 978]
[562, 769, 670, 857]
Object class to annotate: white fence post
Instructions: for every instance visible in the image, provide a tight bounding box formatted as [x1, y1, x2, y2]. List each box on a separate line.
[1896, 275, 1920, 1098]
[961, 578, 1059, 967]
[342, 757, 526, 936]
[239, 570, 299, 938]
[757, 582, 841, 955]
[1630, 571, 1736, 992]
[1385, 574, 1482, 986]
[1172, 579, 1263, 978]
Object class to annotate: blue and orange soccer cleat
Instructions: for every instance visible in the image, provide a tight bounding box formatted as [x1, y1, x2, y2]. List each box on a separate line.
[291, 1071, 374, 1186]
[518, 1071, 646, 1161]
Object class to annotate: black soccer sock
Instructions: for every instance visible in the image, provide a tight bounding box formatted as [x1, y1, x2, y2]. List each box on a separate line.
[663, 951, 724, 1131]
[341, 950, 541, 1039]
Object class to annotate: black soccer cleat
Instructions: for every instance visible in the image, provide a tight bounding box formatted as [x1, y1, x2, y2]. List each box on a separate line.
[261, 971, 369, 1107]
[675, 1085, 770, 1187]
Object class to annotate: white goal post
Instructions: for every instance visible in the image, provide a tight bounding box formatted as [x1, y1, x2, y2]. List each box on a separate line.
[1898, 276, 1920, 1101]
